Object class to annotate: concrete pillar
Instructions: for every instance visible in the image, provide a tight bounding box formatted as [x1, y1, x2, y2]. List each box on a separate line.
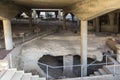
[32, 10, 37, 19]
[3, 19, 13, 50]
[63, 15, 67, 30]
[58, 10, 61, 21]
[117, 13, 120, 32]
[32, 10, 37, 25]
[36, 11, 40, 18]
[63, 55, 73, 77]
[116, 13, 119, 33]
[95, 18, 100, 32]
[80, 21, 88, 77]
[109, 13, 115, 32]
[28, 12, 32, 28]
[93, 19, 96, 31]
[71, 14, 74, 22]
[55, 11, 58, 19]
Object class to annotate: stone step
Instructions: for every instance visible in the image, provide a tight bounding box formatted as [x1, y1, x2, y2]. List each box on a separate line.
[38, 78, 46, 80]
[31, 75, 39, 80]
[0, 69, 45, 80]
[21, 73, 32, 80]
[107, 56, 119, 65]
[0, 68, 17, 80]
[94, 71, 100, 76]
[11, 71, 24, 80]
[104, 65, 120, 75]
[98, 69, 107, 75]
[103, 66, 112, 74]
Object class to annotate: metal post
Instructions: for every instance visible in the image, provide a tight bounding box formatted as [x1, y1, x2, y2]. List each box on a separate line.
[9, 53, 13, 68]
[46, 65, 48, 80]
[22, 36, 25, 42]
[113, 63, 115, 76]
[81, 65, 83, 77]
[106, 55, 108, 66]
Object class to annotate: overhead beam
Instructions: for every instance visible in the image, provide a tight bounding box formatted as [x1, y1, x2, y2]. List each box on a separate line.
[65, 0, 120, 20]
[0, 2, 26, 20]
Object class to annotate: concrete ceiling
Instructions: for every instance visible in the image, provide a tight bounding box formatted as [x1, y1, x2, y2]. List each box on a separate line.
[12, 0, 80, 9]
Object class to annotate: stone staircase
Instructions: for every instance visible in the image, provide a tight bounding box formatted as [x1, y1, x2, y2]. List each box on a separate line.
[57, 64, 120, 80]
[93, 65, 112, 76]
[0, 68, 46, 80]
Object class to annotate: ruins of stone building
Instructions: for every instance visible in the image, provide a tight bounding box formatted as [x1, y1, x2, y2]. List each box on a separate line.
[0, 0, 120, 80]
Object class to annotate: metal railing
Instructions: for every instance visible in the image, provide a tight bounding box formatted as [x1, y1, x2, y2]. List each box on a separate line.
[38, 62, 83, 80]
[37, 53, 118, 80]
[8, 52, 119, 80]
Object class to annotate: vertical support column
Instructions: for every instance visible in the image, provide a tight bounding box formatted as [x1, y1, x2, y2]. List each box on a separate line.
[109, 13, 115, 33]
[117, 13, 120, 32]
[58, 10, 61, 21]
[63, 55, 73, 77]
[3, 19, 13, 50]
[36, 11, 40, 18]
[63, 11, 67, 30]
[95, 17, 100, 32]
[93, 19, 96, 31]
[71, 13, 74, 22]
[29, 16, 32, 28]
[32, 10, 37, 25]
[28, 11, 32, 28]
[80, 21, 88, 77]
[63, 15, 66, 30]
[33, 10, 37, 19]
[25, 11, 33, 29]
[55, 11, 58, 19]
[116, 13, 119, 33]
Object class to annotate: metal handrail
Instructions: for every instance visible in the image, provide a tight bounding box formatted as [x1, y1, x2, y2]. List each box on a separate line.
[37, 53, 117, 80]
[9, 52, 118, 80]
[38, 53, 115, 69]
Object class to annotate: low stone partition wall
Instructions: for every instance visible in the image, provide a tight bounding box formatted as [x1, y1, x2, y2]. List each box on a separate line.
[0, 45, 23, 71]
[9, 45, 23, 69]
